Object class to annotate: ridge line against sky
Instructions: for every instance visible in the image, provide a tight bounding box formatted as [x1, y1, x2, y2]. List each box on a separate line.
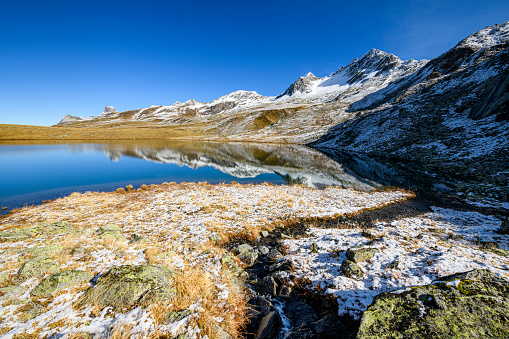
[0, 0, 508, 126]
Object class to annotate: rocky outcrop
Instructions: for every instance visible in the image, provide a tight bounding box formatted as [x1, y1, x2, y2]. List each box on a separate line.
[77, 265, 176, 310]
[31, 270, 93, 297]
[357, 269, 509, 338]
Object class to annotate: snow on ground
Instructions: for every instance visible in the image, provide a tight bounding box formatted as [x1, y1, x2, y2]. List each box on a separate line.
[0, 183, 410, 338]
[283, 207, 509, 318]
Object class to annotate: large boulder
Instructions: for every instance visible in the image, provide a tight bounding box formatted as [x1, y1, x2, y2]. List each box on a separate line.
[77, 265, 176, 310]
[17, 256, 59, 282]
[31, 270, 94, 297]
[357, 269, 509, 338]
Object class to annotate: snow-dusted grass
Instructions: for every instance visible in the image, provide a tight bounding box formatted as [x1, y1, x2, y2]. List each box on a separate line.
[283, 207, 509, 318]
[0, 182, 411, 338]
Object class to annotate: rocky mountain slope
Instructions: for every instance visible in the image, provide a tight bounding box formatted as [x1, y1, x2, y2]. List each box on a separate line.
[311, 21, 509, 207]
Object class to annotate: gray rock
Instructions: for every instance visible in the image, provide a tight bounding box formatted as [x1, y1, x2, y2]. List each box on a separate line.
[255, 311, 282, 339]
[31, 270, 94, 297]
[77, 265, 176, 310]
[261, 231, 269, 237]
[258, 246, 270, 255]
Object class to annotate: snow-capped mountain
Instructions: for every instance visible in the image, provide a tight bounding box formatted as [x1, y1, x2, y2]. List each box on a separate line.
[275, 49, 427, 104]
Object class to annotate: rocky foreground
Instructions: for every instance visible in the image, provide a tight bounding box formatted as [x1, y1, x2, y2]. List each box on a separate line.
[0, 183, 507, 338]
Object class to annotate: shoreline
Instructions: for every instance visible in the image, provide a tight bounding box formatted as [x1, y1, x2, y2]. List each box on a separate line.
[0, 183, 507, 338]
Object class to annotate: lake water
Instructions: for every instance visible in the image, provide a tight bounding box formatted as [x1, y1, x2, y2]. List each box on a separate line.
[0, 140, 390, 213]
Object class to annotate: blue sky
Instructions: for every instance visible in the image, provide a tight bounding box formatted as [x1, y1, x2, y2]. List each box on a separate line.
[1, 0, 508, 126]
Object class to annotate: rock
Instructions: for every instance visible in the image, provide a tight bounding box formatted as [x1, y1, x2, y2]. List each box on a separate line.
[357, 269, 509, 339]
[279, 285, 292, 298]
[164, 309, 193, 324]
[24, 245, 63, 257]
[260, 276, 278, 296]
[500, 217, 509, 234]
[236, 244, 254, 254]
[388, 260, 400, 269]
[268, 259, 294, 272]
[310, 243, 319, 253]
[129, 233, 146, 244]
[238, 250, 258, 266]
[44, 221, 75, 235]
[77, 265, 176, 310]
[261, 231, 269, 237]
[346, 247, 378, 262]
[115, 188, 126, 194]
[31, 270, 94, 297]
[17, 256, 59, 282]
[209, 234, 223, 244]
[19, 304, 45, 322]
[97, 224, 125, 241]
[255, 311, 282, 339]
[0, 286, 27, 304]
[0, 231, 31, 242]
[258, 246, 269, 255]
[340, 260, 363, 279]
[221, 252, 243, 276]
[314, 314, 346, 339]
[426, 70, 442, 81]
[0, 272, 8, 284]
[285, 301, 317, 327]
[214, 324, 233, 339]
[266, 249, 283, 261]
[126, 185, 135, 192]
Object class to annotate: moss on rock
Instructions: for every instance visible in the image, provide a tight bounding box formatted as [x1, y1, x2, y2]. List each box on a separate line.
[357, 269, 509, 339]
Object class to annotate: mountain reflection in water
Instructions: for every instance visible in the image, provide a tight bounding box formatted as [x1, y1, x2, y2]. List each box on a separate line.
[0, 140, 391, 212]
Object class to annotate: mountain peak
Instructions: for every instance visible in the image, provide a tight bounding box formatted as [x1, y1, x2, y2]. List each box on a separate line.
[99, 106, 117, 117]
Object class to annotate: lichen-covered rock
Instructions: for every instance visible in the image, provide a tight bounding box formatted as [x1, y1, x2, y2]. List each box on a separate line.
[357, 269, 509, 339]
[235, 243, 253, 254]
[221, 252, 243, 276]
[238, 250, 258, 266]
[31, 270, 94, 297]
[17, 256, 59, 282]
[0, 231, 31, 242]
[44, 221, 75, 235]
[340, 259, 363, 279]
[97, 224, 125, 241]
[266, 249, 283, 261]
[0, 286, 27, 304]
[346, 247, 378, 263]
[77, 265, 176, 310]
[24, 245, 63, 257]
[128, 233, 146, 244]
